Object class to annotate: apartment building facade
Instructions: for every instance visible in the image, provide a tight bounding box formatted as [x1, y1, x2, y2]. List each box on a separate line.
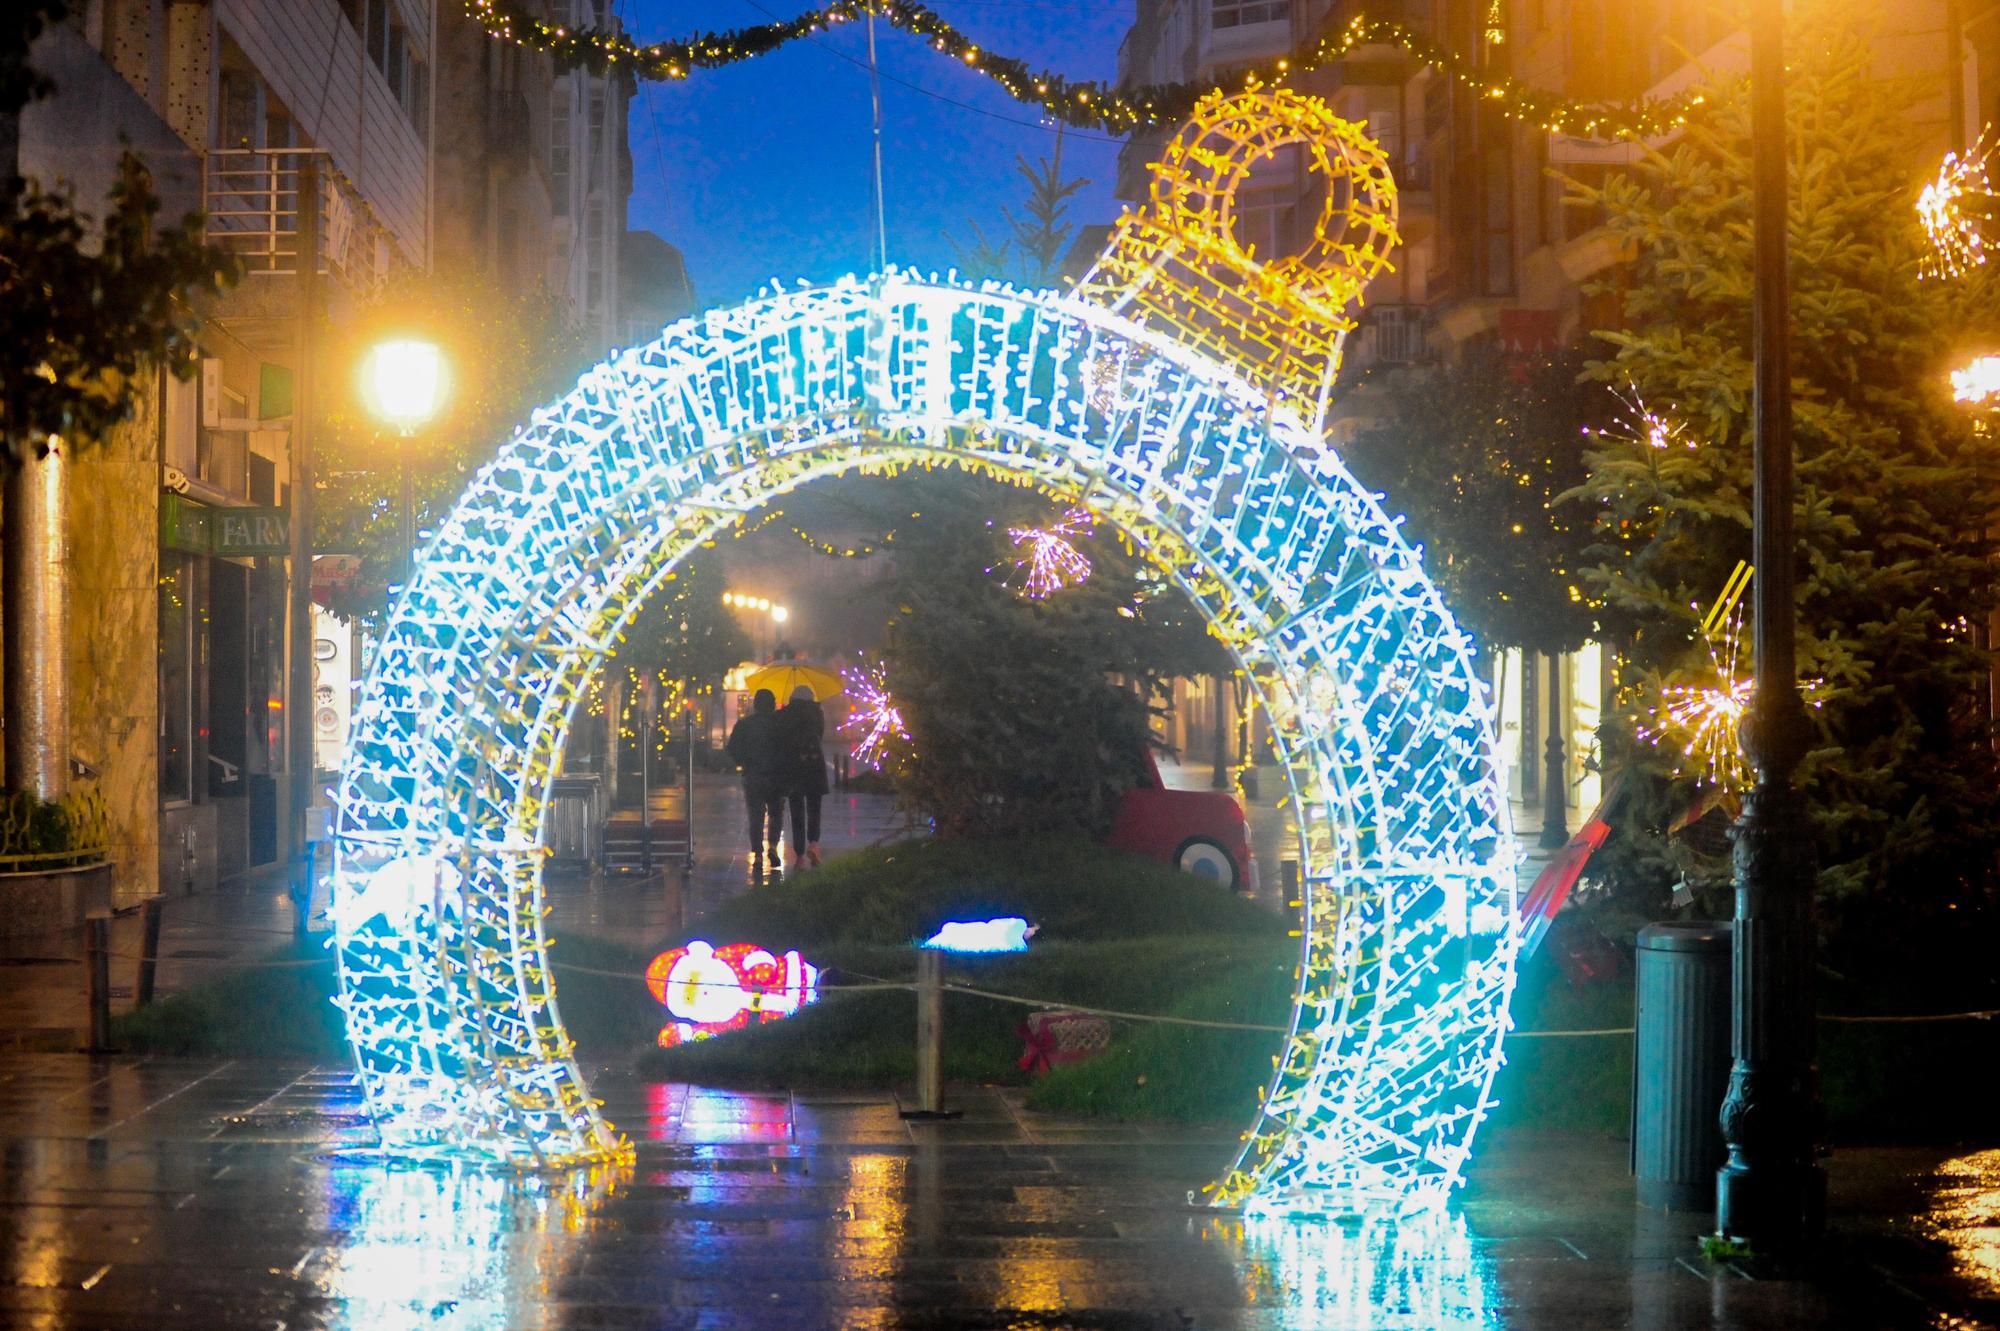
[9, 0, 643, 905]
[547, 0, 633, 353]
[1114, 0, 1985, 824]
[11, 0, 433, 901]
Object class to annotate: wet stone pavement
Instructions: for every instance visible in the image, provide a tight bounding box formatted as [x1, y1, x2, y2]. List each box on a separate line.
[0, 1053, 1987, 1329]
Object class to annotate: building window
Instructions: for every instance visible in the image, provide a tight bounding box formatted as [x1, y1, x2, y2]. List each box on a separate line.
[366, 0, 388, 71]
[551, 87, 571, 216]
[1231, 185, 1296, 261]
[584, 200, 605, 314]
[1211, 0, 1288, 29]
[1481, 146, 1514, 296]
[160, 553, 197, 804]
[385, 21, 407, 101]
[406, 56, 429, 138]
[219, 67, 259, 148]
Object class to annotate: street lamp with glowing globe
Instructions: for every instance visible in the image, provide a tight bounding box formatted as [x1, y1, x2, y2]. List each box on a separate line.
[358, 337, 448, 584]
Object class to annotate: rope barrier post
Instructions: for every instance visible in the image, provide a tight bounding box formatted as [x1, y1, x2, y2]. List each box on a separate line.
[900, 949, 961, 1121]
[134, 895, 163, 1008]
[83, 909, 112, 1053]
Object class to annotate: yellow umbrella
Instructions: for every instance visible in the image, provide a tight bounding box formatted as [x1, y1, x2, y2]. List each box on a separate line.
[742, 661, 844, 701]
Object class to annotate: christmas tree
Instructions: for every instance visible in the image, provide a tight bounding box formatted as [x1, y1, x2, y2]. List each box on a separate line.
[1571, 7, 2000, 973]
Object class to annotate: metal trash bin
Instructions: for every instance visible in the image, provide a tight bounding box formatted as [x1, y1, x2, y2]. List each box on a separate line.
[546, 774, 603, 871]
[1633, 919, 1733, 1211]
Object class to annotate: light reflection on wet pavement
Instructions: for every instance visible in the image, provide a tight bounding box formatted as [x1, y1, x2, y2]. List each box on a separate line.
[2, 1053, 1988, 1328]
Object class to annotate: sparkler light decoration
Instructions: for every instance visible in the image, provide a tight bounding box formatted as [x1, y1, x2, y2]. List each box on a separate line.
[1641, 564, 1819, 791]
[1003, 507, 1095, 598]
[1645, 651, 1757, 789]
[1920, 131, 1996, 280]
[335, 92, 1514, 1214]
[840, 661, 910, 771]
[1593, 382, 1693, 452]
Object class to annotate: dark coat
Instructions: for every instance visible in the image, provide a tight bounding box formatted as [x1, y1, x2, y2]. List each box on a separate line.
[777, 699, 829, 796]
[726, 710, 784, 794]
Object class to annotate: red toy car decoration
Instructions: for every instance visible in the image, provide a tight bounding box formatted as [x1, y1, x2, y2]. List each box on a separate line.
[1105, 749, 1258, 892]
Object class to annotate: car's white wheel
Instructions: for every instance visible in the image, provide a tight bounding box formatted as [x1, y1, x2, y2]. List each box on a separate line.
[1175, 836, 1240, 891]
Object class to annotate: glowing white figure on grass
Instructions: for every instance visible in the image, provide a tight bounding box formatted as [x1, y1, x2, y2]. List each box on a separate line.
[643, 941, 821, 1048]
[331, 856, 464, 936]
[923, 917, 1036, 953]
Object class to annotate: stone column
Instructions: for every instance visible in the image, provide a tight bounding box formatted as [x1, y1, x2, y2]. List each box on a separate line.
[3, 440, 71, 799]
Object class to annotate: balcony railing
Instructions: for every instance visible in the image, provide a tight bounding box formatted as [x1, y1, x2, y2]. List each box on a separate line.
[1363, 304, 1427, 364]
[204, 148, 390, 296]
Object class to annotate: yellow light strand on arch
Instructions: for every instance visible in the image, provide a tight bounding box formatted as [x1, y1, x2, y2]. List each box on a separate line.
[1073, 86, 1397, 434]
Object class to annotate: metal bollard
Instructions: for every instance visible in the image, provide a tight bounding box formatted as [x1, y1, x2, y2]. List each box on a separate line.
[900, 949, 961, 1120]
[290, 843, 317, 938]
[84, 910, 112, 1053]
[134, 895, 163, 1008]
[1540, 733, 1571, 850]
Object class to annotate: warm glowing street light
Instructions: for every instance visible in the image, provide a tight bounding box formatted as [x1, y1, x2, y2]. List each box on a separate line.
[1952, 354, 2000, 407]
[359, 337, 448, 585]
[360, 338, 447, 436]
[771, 605, 790, 623]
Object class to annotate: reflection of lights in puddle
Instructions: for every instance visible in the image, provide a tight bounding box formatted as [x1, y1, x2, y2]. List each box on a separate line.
[1213, 1210, 1494, 1330]
[642, 1082, 684, 1141]
[322, 1160, 626, 1331]
[1926, 1149, 2000, 1292]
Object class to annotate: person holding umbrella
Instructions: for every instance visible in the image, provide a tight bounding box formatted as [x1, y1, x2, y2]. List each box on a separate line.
[726, 688, 785, 877]
[779, 684, 829, 870]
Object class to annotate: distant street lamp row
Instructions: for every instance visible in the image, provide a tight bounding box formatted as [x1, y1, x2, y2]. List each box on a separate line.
[722, 591, 789, 623]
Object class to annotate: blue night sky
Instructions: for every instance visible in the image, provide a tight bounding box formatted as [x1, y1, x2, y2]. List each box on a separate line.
[619, 1, 1135, 308]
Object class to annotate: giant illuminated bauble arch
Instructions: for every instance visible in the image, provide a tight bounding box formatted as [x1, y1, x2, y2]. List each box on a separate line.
[331, 269, 1517, 1211]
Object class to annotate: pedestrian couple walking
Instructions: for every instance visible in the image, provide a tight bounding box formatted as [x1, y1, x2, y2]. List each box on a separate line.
[725, 685, 827, 877]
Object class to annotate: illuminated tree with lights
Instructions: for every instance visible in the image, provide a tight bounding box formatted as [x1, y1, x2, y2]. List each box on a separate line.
[1570, 10, 2000, 954]
[594, 553, 751, 770]
[871, 474, 1182, 838]
[1342, 348, 1601, 660]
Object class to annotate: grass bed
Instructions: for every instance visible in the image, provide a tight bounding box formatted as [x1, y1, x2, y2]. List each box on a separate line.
[680, 836, 1281, 950]
[109, 839, 2000, 1146]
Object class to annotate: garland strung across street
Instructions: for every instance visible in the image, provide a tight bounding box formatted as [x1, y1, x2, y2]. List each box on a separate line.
[463, 0, 1702, 139]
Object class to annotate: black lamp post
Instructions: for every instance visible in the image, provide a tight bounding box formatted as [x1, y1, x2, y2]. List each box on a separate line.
[1716, 0, 1824, 1251]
